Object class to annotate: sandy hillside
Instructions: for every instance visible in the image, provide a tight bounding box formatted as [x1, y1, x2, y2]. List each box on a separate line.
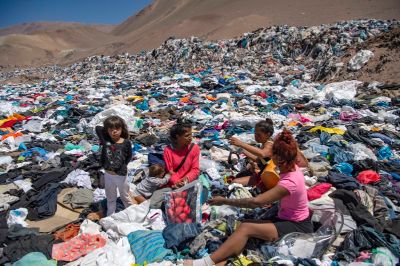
[0, 22, 115, 37]
[0, 0, 399, 68]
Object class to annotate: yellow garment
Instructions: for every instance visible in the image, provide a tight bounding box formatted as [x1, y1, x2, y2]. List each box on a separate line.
[309, 126, 345, 135]
[126, 96, 144, 101]
[232, 255, 255, 266]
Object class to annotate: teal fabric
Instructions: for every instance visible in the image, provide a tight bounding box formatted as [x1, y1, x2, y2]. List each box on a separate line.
[127, 230, 176, 265]
[12, 252, 56, 266]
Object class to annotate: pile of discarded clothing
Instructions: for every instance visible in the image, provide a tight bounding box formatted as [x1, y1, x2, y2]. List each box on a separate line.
[0, 19, 399, 266]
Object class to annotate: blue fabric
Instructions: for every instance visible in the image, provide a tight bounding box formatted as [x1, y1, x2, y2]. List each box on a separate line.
[162, 223, 202, 250]
[148, 152, 166, 167]
[328, 146, 355, 163]
[20, 147, 48, 159]
[377, 146, 393, 160]
[12, 252, 56, 266]
[334, 162, 353, 176]
[319, 172, 360, 190]
[370, 133, 394, 145]
[127, 230, 176, 265]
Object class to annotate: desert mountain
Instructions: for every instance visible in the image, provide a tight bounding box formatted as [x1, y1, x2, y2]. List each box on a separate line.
[0, 22, 114, 37]
[1, 0, 400, 68]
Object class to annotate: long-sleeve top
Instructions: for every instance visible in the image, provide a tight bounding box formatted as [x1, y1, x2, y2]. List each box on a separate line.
[163, 143, 200, 187]
[135, 174, 170, 198]
[95, 126, 132, 176]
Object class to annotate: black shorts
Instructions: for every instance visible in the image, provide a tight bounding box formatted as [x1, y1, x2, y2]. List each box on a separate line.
[270, 216, 313, 237]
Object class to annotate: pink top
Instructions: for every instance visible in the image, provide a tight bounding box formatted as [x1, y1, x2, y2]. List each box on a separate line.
[163, 143, 200, 187]
[277, 166, 310, 221]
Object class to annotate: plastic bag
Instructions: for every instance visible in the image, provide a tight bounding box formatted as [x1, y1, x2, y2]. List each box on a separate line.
[348, 50, 374, 71]
[278, 208, 343, 259]
[164, 181, 203, 224]
[7, 208, 28, 227]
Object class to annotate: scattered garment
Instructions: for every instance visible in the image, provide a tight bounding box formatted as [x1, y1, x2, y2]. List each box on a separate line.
[52, 233, 106, 262]
[63, 188, 94, 209]
[127, 230, 176, 265]
[100, 201, 149, 237]
[62, 169, 92, 189]
[307, 183, 332, 201]
[11, 252, 56, 266]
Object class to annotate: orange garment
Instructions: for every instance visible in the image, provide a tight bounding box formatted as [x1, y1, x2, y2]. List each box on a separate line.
[1, 131, 23, 141]
[180, 97, 190, 103]
[53, 223, 81, 241]
[206, 95, 217, 101]
[287, 121, 299, 127]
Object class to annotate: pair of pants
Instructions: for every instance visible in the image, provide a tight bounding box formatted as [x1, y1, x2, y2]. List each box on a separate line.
[104, 172, 132, 216]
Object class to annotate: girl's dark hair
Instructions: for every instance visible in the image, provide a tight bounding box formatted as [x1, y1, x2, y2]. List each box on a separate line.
[272, 128, 298, 168]
[169, 118, 192, 142]
[103, 115, 129, 139]
[255, 118, 274, 136]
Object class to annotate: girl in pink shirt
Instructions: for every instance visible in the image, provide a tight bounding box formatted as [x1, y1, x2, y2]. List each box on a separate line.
[164, 119, 200, 188]
[186, 129, 312, 266]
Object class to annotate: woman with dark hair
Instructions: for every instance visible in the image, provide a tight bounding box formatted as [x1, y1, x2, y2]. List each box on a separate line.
[229, 118, 275, 187]
[230, 118, 309, 189]
[163, 118, 200, 188]
[185, 129, 312, 266]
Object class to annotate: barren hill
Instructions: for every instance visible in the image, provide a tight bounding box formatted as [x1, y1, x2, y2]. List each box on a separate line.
[1, 0, 399, 68]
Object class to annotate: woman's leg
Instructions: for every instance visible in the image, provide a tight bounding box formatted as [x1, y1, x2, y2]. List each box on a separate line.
[210, 222, 279, 264]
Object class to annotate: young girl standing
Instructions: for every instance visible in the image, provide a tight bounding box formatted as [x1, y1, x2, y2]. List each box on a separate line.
[96, 115, 132, 216]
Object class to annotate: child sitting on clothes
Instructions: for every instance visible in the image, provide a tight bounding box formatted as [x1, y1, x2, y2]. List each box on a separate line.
[131, 164, 170, 204]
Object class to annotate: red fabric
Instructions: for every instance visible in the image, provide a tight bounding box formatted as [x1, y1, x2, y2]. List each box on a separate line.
[258, 92, 267, 99]
[357, 170, 380, 184]
[0, 120, 19, 128]
[164, 143, 200, 186]
[307, 183, 332, 201]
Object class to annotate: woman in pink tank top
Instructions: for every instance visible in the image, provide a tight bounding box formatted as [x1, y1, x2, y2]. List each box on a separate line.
[186, 129, 313, 266]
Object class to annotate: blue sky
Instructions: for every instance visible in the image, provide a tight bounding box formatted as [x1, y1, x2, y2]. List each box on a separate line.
[0, 0, 152, 28]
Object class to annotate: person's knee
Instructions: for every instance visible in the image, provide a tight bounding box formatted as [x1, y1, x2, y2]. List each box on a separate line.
[236, 223, 251, 235]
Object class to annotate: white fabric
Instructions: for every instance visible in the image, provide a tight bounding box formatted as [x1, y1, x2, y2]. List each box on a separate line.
[66, 237, 135, 266]
[349, 143, 377, 161]
[13, 179, 32, 192]
[62, 169, 92, 189]
[79, 219, 102, 235]
[7, 208, 28, 227]
[210, 146, 230, 162]
[316, 80, 362, 101]
[205, 168, 222, 180]
[0, 193, 19, 211]
[100, 201, 150, 237]
[348, 50, 374, 71]
[143, 209, 166, 230]
[88, 104, 140, 132]
[93, 188, 106, 202]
